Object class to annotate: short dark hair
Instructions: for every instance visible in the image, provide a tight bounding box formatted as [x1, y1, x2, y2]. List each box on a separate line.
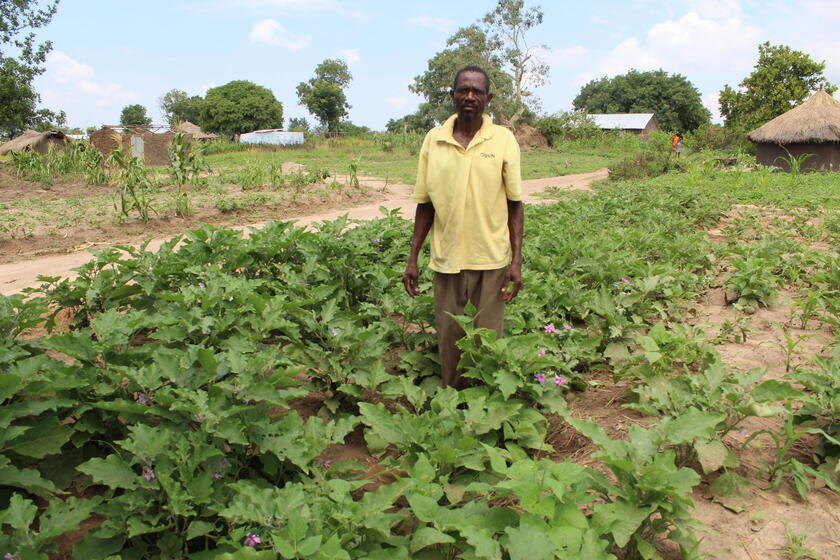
[452, 65, 491, 94]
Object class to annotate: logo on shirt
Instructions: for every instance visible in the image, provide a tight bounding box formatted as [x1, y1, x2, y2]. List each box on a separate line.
[480, 152, 496, 158]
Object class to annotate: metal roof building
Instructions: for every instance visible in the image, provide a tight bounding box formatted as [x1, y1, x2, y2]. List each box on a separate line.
[588, 113, 660, 139]
[239, 129, 304, 146]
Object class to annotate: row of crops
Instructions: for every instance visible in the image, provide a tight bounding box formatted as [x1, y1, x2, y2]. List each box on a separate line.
[2, 173, 840, 559]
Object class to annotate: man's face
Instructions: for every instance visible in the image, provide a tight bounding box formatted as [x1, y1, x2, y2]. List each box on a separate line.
[451, 71, 493, 122]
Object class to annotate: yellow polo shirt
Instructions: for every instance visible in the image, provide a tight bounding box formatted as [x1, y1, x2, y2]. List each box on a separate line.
[413, 114, 522, 274]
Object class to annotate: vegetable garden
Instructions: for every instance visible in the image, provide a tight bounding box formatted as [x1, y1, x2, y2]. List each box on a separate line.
[2, 149, 840, 559]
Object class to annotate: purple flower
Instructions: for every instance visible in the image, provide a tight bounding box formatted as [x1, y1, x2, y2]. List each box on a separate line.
[319, 458, 333, 468]
[620, 278, 631, 285]
[554, 375, 566, 386]
[543, 324, 557, 334]
[5, 553, 21, 560]
[135, 392, 149, 405]
[564, 325, 573, 331]
[537, 350, 546, 358]
[142, 467, 155, 481]
[330, 327, 341, 337]
[244, 533, 261, 547]
[212, 472, 222, 479]
[233, 386, 241, 393]
[219, 457, 230, 469]
[534, 373, 546, 384]
[198, 282, 206, 289]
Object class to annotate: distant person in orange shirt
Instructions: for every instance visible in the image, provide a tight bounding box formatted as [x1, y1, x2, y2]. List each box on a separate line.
[672, 133, 683, 158]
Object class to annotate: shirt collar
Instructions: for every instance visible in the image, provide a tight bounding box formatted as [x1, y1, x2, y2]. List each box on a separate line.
[441, 113, 495, 147]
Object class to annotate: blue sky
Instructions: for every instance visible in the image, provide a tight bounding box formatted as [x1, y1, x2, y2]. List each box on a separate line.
[31, 0, 840, 130]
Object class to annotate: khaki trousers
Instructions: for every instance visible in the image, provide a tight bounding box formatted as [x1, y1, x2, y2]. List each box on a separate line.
[434, 268, 507, 388]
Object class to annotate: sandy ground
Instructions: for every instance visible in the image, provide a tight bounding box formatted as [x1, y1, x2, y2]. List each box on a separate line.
[0, 168, 607, 295]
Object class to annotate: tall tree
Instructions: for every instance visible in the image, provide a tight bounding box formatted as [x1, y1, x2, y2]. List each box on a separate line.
[159, 89, 204, 127]
[573, 69, 710, 132]
[411, 0, 547, 128]
[296, 59, 352, 135]
[719, 42, 837, 130]
[0, 0, 64, 138]
[120, 104, 152, 126]
[200, 80, 283, 138]
[481, 0, 548, 126]
[410, 25, 513, 125]
[386, 103, 437, 133]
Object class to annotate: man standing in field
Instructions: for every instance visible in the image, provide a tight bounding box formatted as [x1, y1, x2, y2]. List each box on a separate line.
[402, 65, 524, 389]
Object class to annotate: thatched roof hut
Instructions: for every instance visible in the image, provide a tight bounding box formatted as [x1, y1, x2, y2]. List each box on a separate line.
[0, 130, 69, 156]
[748, 86, 840, 171]
[175, 121, 218, 141]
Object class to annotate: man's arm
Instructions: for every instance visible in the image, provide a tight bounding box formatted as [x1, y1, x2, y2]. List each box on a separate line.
[502, 199, 524, 302]
[403, 202, 435, 297]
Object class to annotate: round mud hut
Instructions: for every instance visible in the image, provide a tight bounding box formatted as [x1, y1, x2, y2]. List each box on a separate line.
[748, 86, 840, 171]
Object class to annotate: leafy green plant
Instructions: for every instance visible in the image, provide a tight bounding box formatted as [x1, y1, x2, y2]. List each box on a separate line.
[109, 148, 156, 223]
[744, 392, 840, 499]
[775, 148, 815, 185]
[783, 523, 822, 560]
[724, 255, 779, 310]
[561, 410, 706, 560]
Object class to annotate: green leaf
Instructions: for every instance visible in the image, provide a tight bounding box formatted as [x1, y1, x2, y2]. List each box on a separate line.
[6, 419, 73, 458]
[0, 458, 61, 497]
[505, 518, 552, 560]
[409, 454, 435, 484]
[187, 520, 215, 540]
[314, 534, 351, 560]
[604, 342, 631, 363]
[72, 532, 126, 559]
[0, 493, 37, 530]
[666, 409, 725, 443]
[78, 454, 140, 490]
[407, 494, 441, 524]
[215, 548, 277, 560]
[694, 439, 731, 474]
[410, 527, 455, 553]
[592, 500, 651, 548]
[38, 496, 100, 541]
[709, 471, 750, 499]
[298, 535, 322, 556]
[751, 380, 804, 402]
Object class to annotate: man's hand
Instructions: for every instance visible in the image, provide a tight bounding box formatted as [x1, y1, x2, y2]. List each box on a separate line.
[501, 262, 522, 302]
[403, 261, 421, 297]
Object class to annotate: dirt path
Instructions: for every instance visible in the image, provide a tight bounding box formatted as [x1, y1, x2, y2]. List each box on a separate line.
[0, 169, 608, 295]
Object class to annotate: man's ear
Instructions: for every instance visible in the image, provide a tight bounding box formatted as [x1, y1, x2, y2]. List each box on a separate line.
[487, 92, 494, 104]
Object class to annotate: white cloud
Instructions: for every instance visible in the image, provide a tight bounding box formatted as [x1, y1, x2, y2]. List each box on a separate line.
[47, 51, 95, 84]
[407, 15, 456, 33]
[572, 72, 596, 88]
[249, 19, 311, 51]
[200, 83, 216, 95]
[804, 0, 840, 19]
[40, 51, 138, 110]
[594, 10, 759, 77]
[703, 91, 722, 122]
[338, 48, 360, 65]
